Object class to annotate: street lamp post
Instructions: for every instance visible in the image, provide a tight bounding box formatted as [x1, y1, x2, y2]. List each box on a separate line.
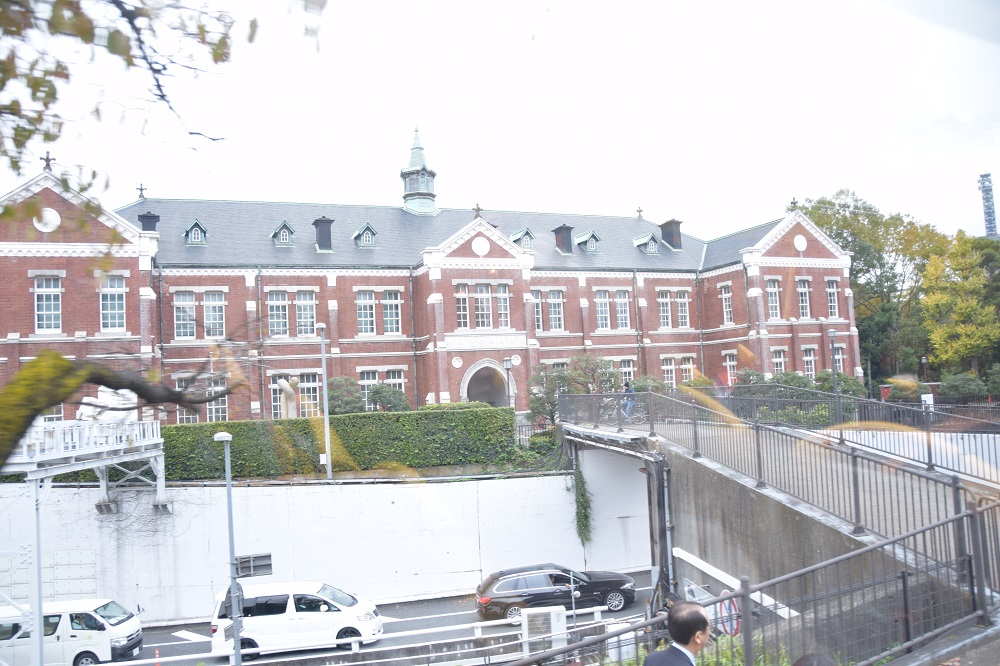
[828, 329, 843, 426]
[213, 431, 242, 666]
[316, 323, 333, 480]
[921, 356, 929, 384]
[502, 356, 512, 408]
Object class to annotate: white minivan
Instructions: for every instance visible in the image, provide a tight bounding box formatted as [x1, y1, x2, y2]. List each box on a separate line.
[210, 581, 382, 659]
[0, 599, 143, 666]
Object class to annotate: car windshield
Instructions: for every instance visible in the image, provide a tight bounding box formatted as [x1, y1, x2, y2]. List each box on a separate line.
[94, 601, 133, 627]
[566, 569, 589, 583]
[318, 584, 358, 608]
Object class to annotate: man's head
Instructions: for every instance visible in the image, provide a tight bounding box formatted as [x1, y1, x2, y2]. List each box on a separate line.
[624, 382, 630, 388]
[667, 602, 711, 653]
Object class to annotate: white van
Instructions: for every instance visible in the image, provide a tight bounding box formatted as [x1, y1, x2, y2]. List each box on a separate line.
[210, 581, 382, 658]
[0, 599, 142, 666]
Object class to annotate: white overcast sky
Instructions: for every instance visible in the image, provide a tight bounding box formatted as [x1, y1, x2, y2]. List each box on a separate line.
[2, 0, 999, 240]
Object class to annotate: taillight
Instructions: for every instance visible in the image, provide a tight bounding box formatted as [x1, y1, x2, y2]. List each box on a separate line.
[211, 625, 217, 635]
[477, 596, 491, 606]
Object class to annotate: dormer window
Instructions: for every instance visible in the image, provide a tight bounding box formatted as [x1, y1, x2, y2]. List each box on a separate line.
[185, 221, 208, 245]
[353, 223, 377, 248]
[587, 238, 597, 252]
[633, 233, 658, 254]
[271, 222, 295, 247]
[521, 235, 532, 249]
[511, 227, 535, 250]
[574, 229, 599, 253]
[647, 239, 656, 253]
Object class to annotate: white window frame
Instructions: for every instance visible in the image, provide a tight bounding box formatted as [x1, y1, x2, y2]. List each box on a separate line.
[360, 370, 377, 411]
[615, 290, 630, 329]
[723, 352, 737, 386]
[268, 290, 290, 336]
[826, 280, 839, 319]
[595, 290, 611, 330]
[676, 291, 690, 328]
[296, 291, 316, 336]
[772, 349, 786, 374]
[657, 291, 672, 329]
[496, 284, 510, 329]
[620, 359, 634, 384]
[204, 291, 226, 338]
[456, 284, 469, 329]
[474, 284, 493, 328]
[833, 346, 844, 374]
[797, 280, 811, 319]
[206, 377, 228, 422]
[176, 377, 199, 423]
[356, 290, 375, 334]
[100, 275, 126, 332]
[548, 290, 564, 331]
[385, 369, 405, 393]
[681, 357, 695, 383]
[383, 290, 401, 334]
[174, 291, 196, 339]
[531, 290, 543, 331]
[270, 374, 289, 420]
[661, 358, 676, 388]
[766, 280, 781, 320]
[34, 276, 62, 333]
[298, 373, 321, 418]
[721, 284, 733, 325]
[803, 348, 816, 379]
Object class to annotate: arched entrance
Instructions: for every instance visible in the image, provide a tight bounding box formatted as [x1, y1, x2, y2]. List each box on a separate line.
[465, 365, 509, 406]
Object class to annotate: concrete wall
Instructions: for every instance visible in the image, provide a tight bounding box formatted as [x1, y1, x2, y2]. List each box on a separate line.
[0, 449, 650, 624]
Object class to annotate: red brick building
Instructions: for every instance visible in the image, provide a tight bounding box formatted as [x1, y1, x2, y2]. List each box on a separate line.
[0, 133, 859, 424]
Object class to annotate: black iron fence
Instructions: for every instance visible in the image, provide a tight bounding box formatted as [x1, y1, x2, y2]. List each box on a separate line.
[502, 501, 1000, 666]
[560, 392, 968, 540]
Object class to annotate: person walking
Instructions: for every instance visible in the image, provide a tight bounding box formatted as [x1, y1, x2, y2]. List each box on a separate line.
[622, 381, 636, 423]
[644, 601, 711, 666]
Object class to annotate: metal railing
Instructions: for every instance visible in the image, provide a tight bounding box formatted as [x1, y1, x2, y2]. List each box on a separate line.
[506, 499, 1000, 666]
[4, 419, 163, 471]
[560, 392, 965, 539]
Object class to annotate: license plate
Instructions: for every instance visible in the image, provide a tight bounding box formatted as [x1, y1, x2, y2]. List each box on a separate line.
[132, 647, 141, 657]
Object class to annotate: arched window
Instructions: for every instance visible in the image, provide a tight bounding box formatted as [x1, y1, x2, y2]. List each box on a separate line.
[587, 237, 597, 252]
[647, 239, 656, 253]
[362, 230, 373, 245]
[520, 235, 532, 249]
[190, 228, 202, 243]
[280, 229, 289, 243]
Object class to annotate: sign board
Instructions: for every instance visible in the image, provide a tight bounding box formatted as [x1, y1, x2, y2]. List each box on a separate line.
[684, 578, 741, 635]
[718, 590, 741, 635]
[236, 553, 272, 578]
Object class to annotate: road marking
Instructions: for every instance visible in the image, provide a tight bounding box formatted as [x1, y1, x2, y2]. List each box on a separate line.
[172, 630, 210, 642]
[382, 609, 477, 623]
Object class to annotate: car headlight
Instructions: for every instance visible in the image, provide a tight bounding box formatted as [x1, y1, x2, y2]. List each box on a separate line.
[111, 637, 128, 647]
[621, 582, 635, 590]
[357, 611, 376, 621]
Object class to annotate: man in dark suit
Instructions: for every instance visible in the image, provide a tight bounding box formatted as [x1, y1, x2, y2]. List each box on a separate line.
[644, 601, 711, 666]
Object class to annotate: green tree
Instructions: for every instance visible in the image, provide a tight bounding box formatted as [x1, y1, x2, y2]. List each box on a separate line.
[565, 354, 618, 394]
[326, 376, 365, 415]
[936, 372, 987, 404]
[527, 365, 570, 426]
[921, 231, 1000, 374]
[629, 375, 667, 394]
[367, 384, 412, 412]
[0, 1, 252, 175]
[798, 191, 948, 388]
[814, 370, 866, 397]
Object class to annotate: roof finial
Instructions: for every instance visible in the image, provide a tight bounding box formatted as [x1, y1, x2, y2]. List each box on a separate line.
[137, 184, 146, 199]
[790, 198, 798, 210]
[473, 203, 483, 218]
[40, 151, 55, 172]
[636, 206, 643, 220]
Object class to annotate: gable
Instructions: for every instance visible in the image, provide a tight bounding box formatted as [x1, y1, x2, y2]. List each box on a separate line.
[449, 231, 519, 260]
[0, 187, 134, 247]
[757, 212, 846, 260]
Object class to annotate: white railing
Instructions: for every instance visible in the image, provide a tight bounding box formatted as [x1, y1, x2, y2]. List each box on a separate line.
[9, 420, 163, 467]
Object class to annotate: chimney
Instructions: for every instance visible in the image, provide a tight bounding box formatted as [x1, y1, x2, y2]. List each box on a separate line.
[552, 224, 574, 253]
[137, 212, 159, 232]
[660, 219, 682, 249]
[312, 216, 334, 251]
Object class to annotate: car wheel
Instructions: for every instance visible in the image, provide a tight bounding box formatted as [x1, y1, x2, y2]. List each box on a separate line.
[604, 590, 627, 612]
[240, 638, 260, 661]
[505, 604, 525, 620]
[337, 627, 362, 649]
[73, 652, 99, 666]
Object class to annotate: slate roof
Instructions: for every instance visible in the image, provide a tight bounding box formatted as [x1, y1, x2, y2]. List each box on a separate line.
[114, 199, 781, 273]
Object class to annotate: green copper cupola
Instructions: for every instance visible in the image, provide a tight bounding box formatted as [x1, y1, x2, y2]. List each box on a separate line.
[401, 128, 438, 215]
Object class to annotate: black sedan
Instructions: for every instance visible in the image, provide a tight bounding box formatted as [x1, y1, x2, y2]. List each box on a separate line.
[475, 563, 636, 619]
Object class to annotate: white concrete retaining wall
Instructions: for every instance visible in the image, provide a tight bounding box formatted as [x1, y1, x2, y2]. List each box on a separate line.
[0, 449, 649, 624]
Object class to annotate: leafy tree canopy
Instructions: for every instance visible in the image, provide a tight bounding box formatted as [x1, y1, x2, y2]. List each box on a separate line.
[367, 384, 411, 412]
[326, 376, 365, 415]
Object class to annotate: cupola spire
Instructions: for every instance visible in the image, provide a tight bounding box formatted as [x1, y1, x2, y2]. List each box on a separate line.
[400, 127, 438, 215]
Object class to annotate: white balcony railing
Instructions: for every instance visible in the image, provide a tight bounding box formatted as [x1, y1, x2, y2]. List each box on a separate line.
[4, 420, 163, 473]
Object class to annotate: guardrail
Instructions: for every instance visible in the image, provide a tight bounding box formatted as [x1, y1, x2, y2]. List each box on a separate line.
[506, 499, 1000, 666]
[4, 420, 163, 472]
